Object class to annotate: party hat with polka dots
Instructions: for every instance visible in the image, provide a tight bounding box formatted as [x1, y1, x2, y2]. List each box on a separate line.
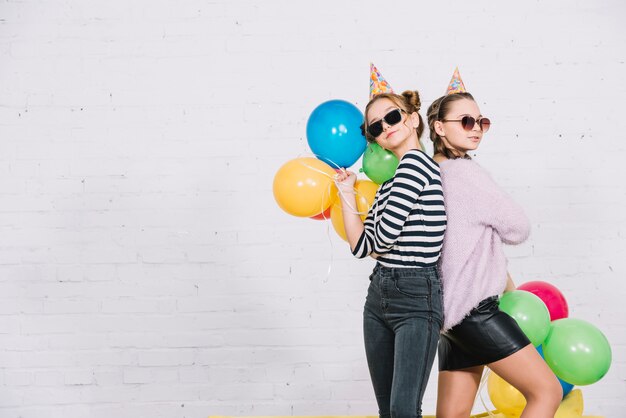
[370, 63, 394, 99]
[446, 67, 466, 94]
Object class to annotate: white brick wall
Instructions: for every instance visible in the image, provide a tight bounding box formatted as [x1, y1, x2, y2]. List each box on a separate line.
[0, 0, 624, 416]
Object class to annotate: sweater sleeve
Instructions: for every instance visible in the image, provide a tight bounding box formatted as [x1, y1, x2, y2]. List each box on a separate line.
[472, 163, 531, 245]
[352, 150, 434, 258]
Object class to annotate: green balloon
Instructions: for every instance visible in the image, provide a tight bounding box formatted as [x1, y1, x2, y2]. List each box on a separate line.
[499, 290, 551, 347]
[362, 143, 399, 184]
[543, 318, 612, 386]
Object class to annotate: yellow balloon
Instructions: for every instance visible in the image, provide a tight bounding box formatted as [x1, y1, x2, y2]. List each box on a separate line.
[488, 373, 584, 418]
[273, 157, 337, 217]
[488, 372, 526, 417]
[555, 389, 583, 418]
[331, 180, 378, 241]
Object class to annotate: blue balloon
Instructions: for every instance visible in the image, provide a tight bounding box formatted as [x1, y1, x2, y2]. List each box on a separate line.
[559, 379, 575, 398]
[306, 99, 367, 168]
[537, 345, 574, 398]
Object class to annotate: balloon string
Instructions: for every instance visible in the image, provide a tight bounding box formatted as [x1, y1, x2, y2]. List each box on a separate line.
[294, 152, 342, 178]
[322, 212, 334, 283]
[336, 185, 367, 216]
[295, 155, 367, 217]
[305, 152, 344, 172]
[291, 154, 375, 282]
[477, 368, 496, 416]
[299, 162, 336, 180]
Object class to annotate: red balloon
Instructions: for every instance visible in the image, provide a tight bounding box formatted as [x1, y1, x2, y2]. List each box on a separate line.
[310, 206, 331, 220]
[518, 281, 569, 321]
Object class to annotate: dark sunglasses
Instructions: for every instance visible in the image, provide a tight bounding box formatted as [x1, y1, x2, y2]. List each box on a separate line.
[441, 116, 491, 132]
[367, 108, 404, 138]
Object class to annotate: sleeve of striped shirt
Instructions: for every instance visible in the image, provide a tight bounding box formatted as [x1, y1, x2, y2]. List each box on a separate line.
[352, 150, 433, 258]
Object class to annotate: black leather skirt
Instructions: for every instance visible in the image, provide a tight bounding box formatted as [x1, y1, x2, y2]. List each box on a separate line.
[438, 295, 531, 371]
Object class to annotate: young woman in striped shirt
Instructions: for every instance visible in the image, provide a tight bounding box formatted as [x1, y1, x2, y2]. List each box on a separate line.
[335, 90, 446, 418]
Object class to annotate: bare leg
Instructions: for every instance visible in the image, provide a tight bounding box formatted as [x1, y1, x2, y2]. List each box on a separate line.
[436, 365, 483, 418]
[488, 345, 562, 418]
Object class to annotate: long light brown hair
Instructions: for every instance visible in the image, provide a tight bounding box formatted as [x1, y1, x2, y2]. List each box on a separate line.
[426, 92, 475, 159]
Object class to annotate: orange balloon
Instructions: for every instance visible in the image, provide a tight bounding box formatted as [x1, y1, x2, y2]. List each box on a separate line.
[273, 157, 337, 217]
[331, 180, 378, 241]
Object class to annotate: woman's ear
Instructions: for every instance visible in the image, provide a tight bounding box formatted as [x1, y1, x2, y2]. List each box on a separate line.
[409, 112, 420, 129]
[434, 120, 445, 137]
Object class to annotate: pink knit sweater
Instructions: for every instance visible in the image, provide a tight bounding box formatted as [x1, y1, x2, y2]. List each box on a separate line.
[438, 158, 530, 331]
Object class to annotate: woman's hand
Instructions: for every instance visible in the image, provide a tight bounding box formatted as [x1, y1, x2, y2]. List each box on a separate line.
[334, 169, 357, 200]
[333, 169, 364, 250]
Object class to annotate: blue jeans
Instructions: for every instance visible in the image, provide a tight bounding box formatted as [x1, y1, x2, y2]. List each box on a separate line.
[363, 263, 444, 418]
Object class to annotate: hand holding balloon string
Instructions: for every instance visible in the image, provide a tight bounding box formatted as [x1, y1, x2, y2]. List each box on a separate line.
[334, 168, 356, 193]
[334, 168, 369, 216]
[289, 159, 367, 278]
[294, 155, 365, 216]
[290, 155, 366, 216]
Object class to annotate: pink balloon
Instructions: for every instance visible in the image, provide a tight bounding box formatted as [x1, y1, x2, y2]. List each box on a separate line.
[518, 281, 569, 321]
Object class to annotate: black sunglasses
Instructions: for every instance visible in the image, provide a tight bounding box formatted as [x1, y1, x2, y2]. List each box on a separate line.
[441, 116, 491, 132]
[366, 108, 404, 138]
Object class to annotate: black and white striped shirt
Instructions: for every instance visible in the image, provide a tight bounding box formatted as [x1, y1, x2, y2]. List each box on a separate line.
[352, 149, 446, 267]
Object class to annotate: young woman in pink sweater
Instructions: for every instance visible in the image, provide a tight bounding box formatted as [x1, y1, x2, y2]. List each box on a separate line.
[426, 92, 562, 418]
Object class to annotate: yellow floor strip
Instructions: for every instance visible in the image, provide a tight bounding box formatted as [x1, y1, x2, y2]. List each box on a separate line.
[209, 415, 495, 418]
[210, 414, 603, 418]
[208, 387, 606, 417]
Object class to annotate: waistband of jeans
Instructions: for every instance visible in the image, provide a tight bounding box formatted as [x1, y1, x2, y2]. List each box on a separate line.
[374, 262, 438, 278]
